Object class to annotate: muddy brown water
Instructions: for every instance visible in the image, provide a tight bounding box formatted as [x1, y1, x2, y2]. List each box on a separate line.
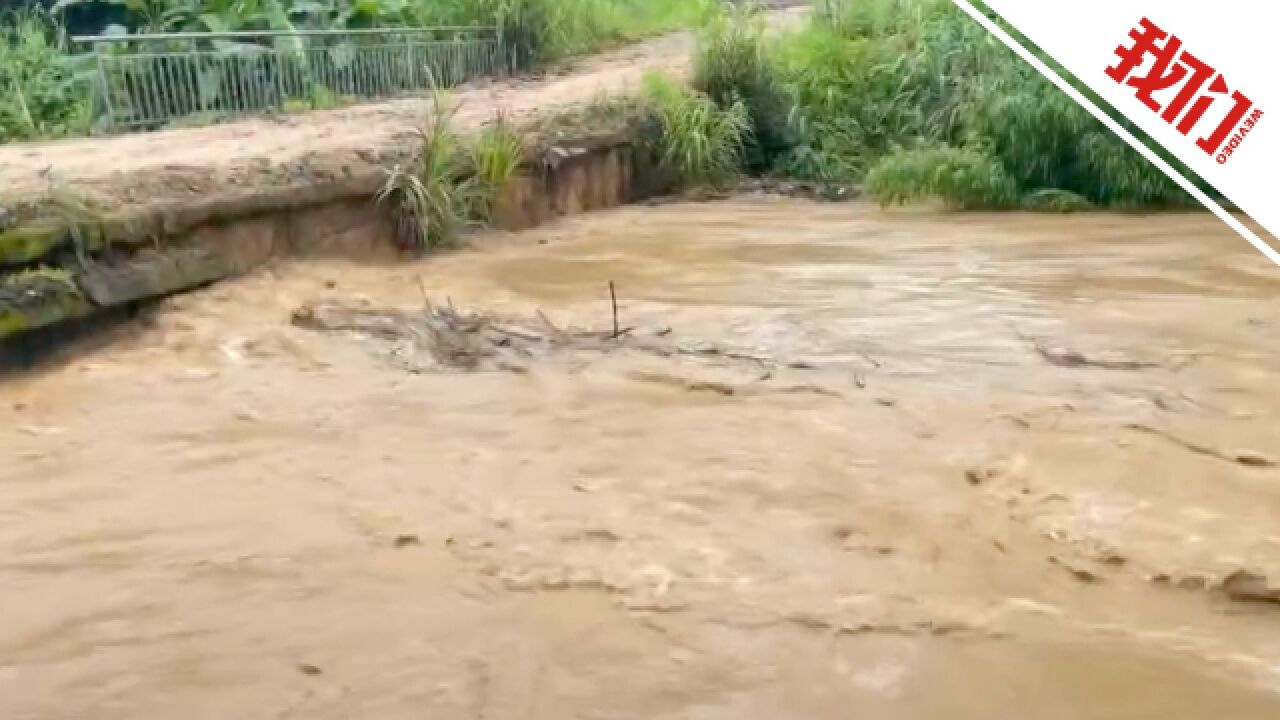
[4, 197, 1280, 718]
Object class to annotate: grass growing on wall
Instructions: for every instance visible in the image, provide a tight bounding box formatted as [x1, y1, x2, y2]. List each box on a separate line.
[378, 87, 531, 251]
[469, 110, 524, 221]
[0, 0, 719, 143]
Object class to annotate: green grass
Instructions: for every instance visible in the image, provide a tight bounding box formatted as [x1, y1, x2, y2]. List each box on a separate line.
[696, 0, 1205, 210]
[643, 71, 751, 189]
[692, 4, 790, 173]
[865, 144, 1016, 210]
[377, 90, 480, 251]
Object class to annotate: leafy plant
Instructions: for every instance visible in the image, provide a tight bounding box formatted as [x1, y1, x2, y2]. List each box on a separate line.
[0, 9, 92, 142]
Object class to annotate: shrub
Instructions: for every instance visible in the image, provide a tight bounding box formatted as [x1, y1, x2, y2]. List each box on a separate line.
[643, 71, 751, 189]
[0, 10, 92, 142]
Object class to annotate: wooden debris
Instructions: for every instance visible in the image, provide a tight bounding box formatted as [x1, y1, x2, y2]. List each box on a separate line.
[1125, 423, 1276, 468]
[1033, 342, 1160, 370]
[290, 296, 841, 402]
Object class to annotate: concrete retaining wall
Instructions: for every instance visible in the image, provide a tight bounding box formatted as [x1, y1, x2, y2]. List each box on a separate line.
[0, 133, 667, 347]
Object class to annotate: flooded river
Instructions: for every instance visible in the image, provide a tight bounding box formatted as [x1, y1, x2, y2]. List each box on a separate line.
[3, 197, 1280, 718]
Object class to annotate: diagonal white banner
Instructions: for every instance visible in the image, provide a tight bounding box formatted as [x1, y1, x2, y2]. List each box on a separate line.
[952, 1, 1280, 266]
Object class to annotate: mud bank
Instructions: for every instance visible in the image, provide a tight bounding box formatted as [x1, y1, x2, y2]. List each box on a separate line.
[0, 131, 668, 350]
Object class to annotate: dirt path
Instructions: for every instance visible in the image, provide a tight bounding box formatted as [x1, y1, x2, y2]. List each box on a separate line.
[0, 25, 722, 213]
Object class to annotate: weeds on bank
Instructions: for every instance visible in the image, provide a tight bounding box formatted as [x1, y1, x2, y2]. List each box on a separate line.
[469, 111, 524, 221]
[643, 72, 751, 189]
[2, 265, 81, 294]
[39, 182, 105, 265]
[378, 69, 757, 252]
[378, 88, 526, 251]
[526, 80, 752, 192]
[865, 144, 1016, 210]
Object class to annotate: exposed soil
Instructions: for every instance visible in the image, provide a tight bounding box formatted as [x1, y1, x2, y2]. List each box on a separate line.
[0, 6, 811, 217]
[0, 30, 700, 214]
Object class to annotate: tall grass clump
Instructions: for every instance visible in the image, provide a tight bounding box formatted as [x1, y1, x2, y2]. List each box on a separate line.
[0, 9, 92, 143]
[379, 87, 528, 250]
[469, 110, 524, 221]
[865, 144, 1015, 210]
[643, 71, 751, 189]
[377, 90, 480, 251]
[407, 0, 717, 69]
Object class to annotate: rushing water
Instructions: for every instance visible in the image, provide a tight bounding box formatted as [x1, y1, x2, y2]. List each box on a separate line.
[3, 197, 1280, 719]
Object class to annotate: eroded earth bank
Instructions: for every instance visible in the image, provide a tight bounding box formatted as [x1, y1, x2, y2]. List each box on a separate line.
[3, 198, 1280, 718]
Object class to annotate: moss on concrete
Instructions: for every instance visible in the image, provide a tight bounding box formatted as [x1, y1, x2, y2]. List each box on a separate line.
[0, 223, 68, 267]
[0, 269, 92, 341]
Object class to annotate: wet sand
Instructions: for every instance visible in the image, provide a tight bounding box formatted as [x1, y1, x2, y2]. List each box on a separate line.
[3, 198, 1280, 718]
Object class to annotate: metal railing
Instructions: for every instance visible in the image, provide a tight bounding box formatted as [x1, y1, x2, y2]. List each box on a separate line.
[73, 27, 505, 131]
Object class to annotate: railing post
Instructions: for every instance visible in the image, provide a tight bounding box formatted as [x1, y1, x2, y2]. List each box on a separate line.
[94, 51, 117, 133]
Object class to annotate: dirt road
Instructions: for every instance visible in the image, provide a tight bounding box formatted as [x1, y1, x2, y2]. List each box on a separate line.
[0, 25, 717, 212]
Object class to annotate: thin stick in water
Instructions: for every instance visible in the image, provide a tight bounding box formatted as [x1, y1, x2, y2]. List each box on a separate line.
[609, 280, 619, 339]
